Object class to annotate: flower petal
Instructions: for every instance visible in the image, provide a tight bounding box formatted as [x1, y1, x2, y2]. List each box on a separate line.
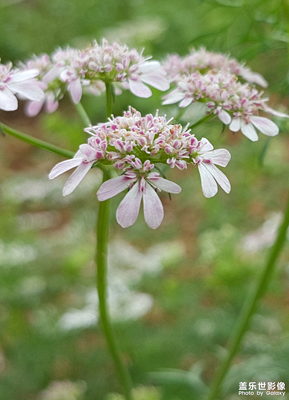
[198, 163, 218, 198]
[143, 183, 164, 229]
[240, 68, 268, 88]
[199, 138, 214, 152]
[9, 69, 39, 83]
[79, 143, 99, 161]
[162, 90, 184, 105]
[140, 72, 170, 91]
[205, 149, 231, 167]
[240, 121, 259, 141]
[137, 61, 160, 74]
[229, 117, 241, 132]
[148, 175, 182, 194]
[43, 66, 63, 83]
[179, 96, 193, 108]
[25, 98, 45, 117]
[63, 162, 93, 196]
[218, 109, 231, 125]
[97, 175, 136, 201]
[250, 116, 279, 137]
[0, 87, 18, 111]
[264, 106, 289, 118]
[49, 158, 82, 179]
[45, 95, 59, 113]
[69, 79, 82, 104]
[116, 182, 142, 228]
[203, 163, 231, 194]
[8, 81, 44, 101]
[128, 78, 152, 98]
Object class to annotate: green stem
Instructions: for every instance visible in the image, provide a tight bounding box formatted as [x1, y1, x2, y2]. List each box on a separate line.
[188, 113, 214, 129]
[206, 192, 289, 400]
[95, 83, 133, 400]
[105, 82, 113, 119]
[74, 101, 92, 126]
[0, 122, 74, 158]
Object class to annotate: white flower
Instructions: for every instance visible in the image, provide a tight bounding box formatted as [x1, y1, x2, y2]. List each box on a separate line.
[193, 138, 231, 198]
[25, 88, 58, 117]
[127, 61, 170, 98]
[229, 116, 279, 142]
[48, 143, 105, 195]
[0, 63, 44, 111]
[97, 169, 181, 229]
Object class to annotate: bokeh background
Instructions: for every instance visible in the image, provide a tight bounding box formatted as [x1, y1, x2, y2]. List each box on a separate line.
[0, 0, 289, 399]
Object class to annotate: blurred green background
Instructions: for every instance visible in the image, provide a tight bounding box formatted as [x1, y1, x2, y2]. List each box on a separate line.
[0, 0, 289, 399]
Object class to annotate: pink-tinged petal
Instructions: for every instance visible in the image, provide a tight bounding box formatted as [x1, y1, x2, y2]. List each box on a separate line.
[250, 116, 279, 137]
[8, 81, 44, 101]
[69, 79, 82, 104]
[199, 138, 214, 152]
[63, 162, 93, 196]
[0, 87, 18, 111]
[162, 90, 185, 105]
[254, 76, 267, 88]
[116, 182, 142, 228]
[203, 163, 231, 194]
[229, 117, 241, 132]
[198, 163, 218, 198]
[43, 66, 63, 83]
[9, 69, 39, 83]
[252, 74, 268, 88]
[218, 109, 231, 125]
[205, 149, 231, 167]
[37, 81, 48, 90]
[49, 158, 82, 179]
[25, 98, 45, 116]
[140, 72, 170, 91]
[240, 68, 268, 88]
[128, 78, 152, 98]
[264, 106, 289, 118]
[97, 175, 136, 201]
[240, 121, 258, 141]
[45, 95, 59, 113]
[74, 149, 83, 158]
[137, 61, 161, 74]
[179, 96, 193, 108]
[143, 183, 164, 229]
[79, 143, 99, 161]
[148, 175, 182, 194]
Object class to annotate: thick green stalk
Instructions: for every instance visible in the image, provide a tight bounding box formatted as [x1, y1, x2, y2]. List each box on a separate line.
[95, 82, 133, 400]
[0, 122, 74, 158]
[206, 193, 289, 400]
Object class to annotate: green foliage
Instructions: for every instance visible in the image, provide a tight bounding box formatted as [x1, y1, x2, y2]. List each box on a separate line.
[107, 386, 162, 400]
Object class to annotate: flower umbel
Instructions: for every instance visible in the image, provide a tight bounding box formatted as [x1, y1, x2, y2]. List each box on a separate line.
[0, 60, 44, 111]
[49, 107, 231, 228]
[20, 39, 169, 116]
[162, 49, 289, 141]
[163, 47, 268, 87]
[20, 54, 59, 116]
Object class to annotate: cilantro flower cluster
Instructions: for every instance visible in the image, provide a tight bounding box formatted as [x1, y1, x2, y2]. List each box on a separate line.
[162, 49, 288, 141]
[19, 39, 169, 116]
[49, 107, 231, 228]
[163, 47, 268, 87]
[0, 60, 44, 111]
